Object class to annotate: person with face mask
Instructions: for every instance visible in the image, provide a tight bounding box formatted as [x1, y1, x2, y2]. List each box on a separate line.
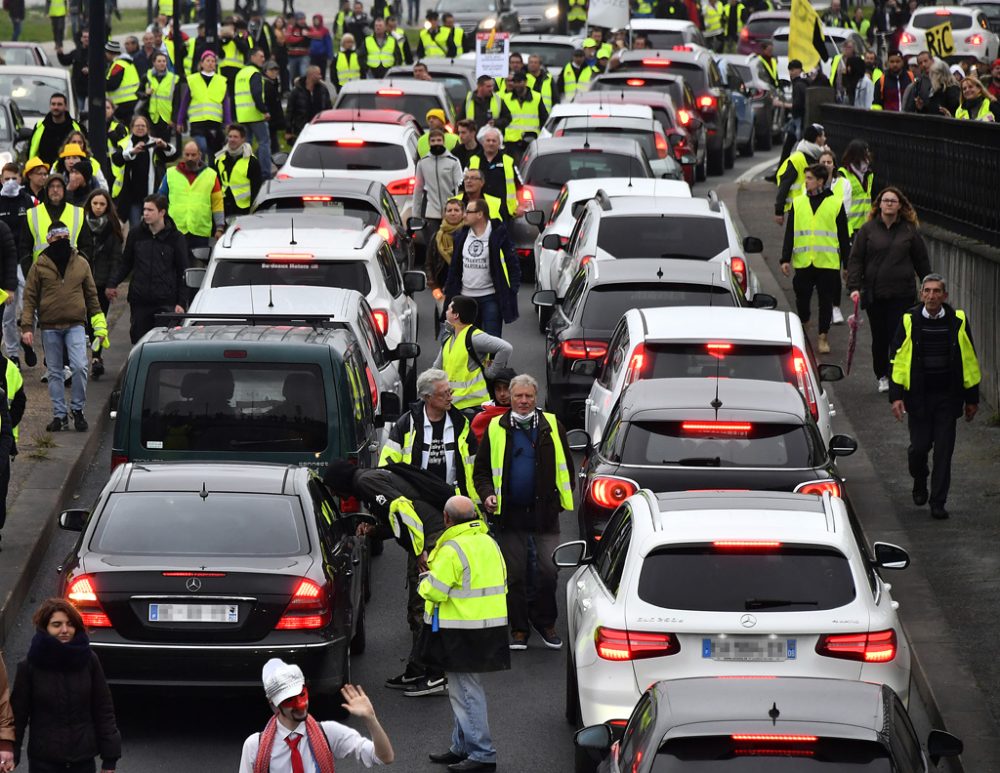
[413, 130, 463, 255]
[156, 141, 225, 256]
[417, 109, 459, 158]
[24, 175, 84, 264]
[239, 660, 393, 769]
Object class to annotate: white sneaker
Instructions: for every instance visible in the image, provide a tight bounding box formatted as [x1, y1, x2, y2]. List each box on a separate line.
[832, 307, 845, 325]
[877, 377, 890, 393]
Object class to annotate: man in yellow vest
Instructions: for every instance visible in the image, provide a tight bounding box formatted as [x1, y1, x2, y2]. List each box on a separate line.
[473, 373, 573, 651]
[758, 40, 779, 86]
[526, 54, 557, 112]
[362, 17, 402, 78]
[416, 109, 459, 157]
[779, 163, 850, 355]
[463, 75, 512, 131]
[105, 40, 141, 123]
[218, 20, 254, 97]
[143, 52, 180, 144]
[24, 175, 83, 263]
[234, 48, 272, 180]
[703, 0, 725, 52]
[502, 71, 547, 162]
[773, 122, 825, 221]
[458, 169, 504, 222]
[416, 10, 446, 58]
[332, 33, 361, 91]
[214, 124, 262, 217]
[177, 50, 232, 159]
[156, 141, 225, 256]
[561, 49, 596, 101]
[888, 273, 981, 520]
[47, 0, 67, 49]
[386, 15, 414, 65]
[439, 13, 465, 57]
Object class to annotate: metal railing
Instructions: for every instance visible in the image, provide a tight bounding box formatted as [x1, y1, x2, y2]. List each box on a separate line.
[820, 104, 1000, 246]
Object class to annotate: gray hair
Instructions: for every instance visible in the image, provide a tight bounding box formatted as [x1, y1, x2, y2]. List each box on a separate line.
[480, 126, 502, 143]
[464, 168, 484, 181]
[444, 495, 477, 523]
[921, 273, 947, 292]
[417, 368, 449, 399]
[929, 59, 955, 93]
[509, 373, 539, 393]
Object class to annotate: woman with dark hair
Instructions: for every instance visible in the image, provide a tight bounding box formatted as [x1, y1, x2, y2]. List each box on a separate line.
[11, 598, 122, 773]
[77, 190, 123, 380]
[111, 114, 178, 229]
[847, 186, 931, 394]
[271, 16, 291, 93]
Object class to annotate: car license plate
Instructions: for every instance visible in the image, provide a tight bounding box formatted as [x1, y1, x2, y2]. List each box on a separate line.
[702, 637, 796, 662]
[148, 604, 239, 623]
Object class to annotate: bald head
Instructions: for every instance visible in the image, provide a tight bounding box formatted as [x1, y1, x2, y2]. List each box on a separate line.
[444, 496, 476, 524]
[182, 141, 202, 164]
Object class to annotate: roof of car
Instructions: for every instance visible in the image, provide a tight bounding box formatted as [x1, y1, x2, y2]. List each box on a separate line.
[589, 257, 731, 287]
[634, 306, 794, 344]
[561, 115, 660, 130]
[562, 177, 691, 200]
[510, 33, 583, 45]
[117, 462, 304, 495]
[618, 377, 808, 421]
[529, 135, 649, 156]
[217, 214, 384, 255]
[338, 77, 449, 96]
[311, 108, 419, 126]
[0, 42, 44, 48]
[620, 47, 712, 65]
[593, 195, 723, 217]
[548, 102, 655, 120]
[140, 324, 355, 349]
[746, 9, 792, 20]
[256, 177, 381, 199]
[186, 285, 364, 321]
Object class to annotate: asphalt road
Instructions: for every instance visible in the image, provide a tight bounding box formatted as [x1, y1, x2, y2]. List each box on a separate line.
[1, 150, 936, 771]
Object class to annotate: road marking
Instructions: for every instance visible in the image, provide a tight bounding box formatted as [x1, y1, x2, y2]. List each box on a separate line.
[736, 153, 782, 183]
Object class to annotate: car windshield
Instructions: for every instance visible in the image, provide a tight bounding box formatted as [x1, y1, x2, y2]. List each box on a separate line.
[92, 492, 308, 556]
[640, 343, 794, 382]
[338, 93, 442, 127]
[913, 11, 974, 28]
[637, 545, 855, 611]
[438, 0, 496, 11]
[0, 73, 68, 116]
[744, 17, 790, 37]
[210, 258, 372, 294]
[253, 196, 380, 225]
[643, 60, 707, 92]
[0, 47, 38, 66]
[513, 43, 575, 69]
[651, 737, 892, 770]
[140, 362, 329, 453]
[582, 284, 734, 326]
[596, 215, 729, 259]
[621, 420, 821, 468]
[560, 125, 659, 160]
[290, 140, 408, 171]
[525, 151, 649, 187]
[772, 35, 838, 57]
[641, 30, 686, 48]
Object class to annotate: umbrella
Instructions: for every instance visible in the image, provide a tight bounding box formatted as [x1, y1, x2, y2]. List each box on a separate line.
[846, 296, 861, 375]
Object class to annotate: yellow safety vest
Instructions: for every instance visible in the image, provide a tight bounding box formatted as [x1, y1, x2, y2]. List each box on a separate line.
[723, 2, 746, 31]
[955, 100, 992, 120]
[145, 70, 179, 124]
[107, 58, 140, 106]
[568, 0, 587, 21]
[48, 0, 66, 17]
[636, 0, 654, 13]
[892, 310, 981, 391]
[777, 151, 809, 212]
[165, 166, 217, 237]
[110, 135, 131, 198]
[216, 154, 254, 210]
[219, 38, 249, 74]
[486, 412, 573, 516]
[166, 37, 194, 74]
[838, 166, 872, 235]
[464, 92, 502, 122]
[790, 193, 842, 270]
[442, 326, 490, 410]
[234, 65, 265, 123]
[365, 35, 398, 68]
[468, 154, 517, 217]
[759, 55, 779, 85]
[29, 118, 83, 162]
[560, 63, 594, 99]
[419, 519, 508, 629]
[335, 51, 361, 84]
[26, 204, 83, 260]
[378, 410, 478, 500]
[159, 0, 174, 16]
[389, 496, 426, 554]
[502, 90, 542, 142]
[435, 26, 462, 55]
[419, 28, 446, 57]
[532, 73, 554, 112]
[476, 193, 503, 221]
[187, 72, 227, 124]
[704, 1, 724, 34]
[6, 358, 23, 441]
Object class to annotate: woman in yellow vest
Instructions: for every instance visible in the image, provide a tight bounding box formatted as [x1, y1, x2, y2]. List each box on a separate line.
[947, 75, 997, 121]
[177, 50, 232, 159]
[332, 33, 361, 91]
[213, 123, 263, 217]
[111, 115, 179, 227]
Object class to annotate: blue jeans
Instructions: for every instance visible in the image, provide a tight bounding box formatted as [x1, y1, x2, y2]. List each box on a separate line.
[475, 294, 502, 337]
[446, 671, 497, 763]
[2, 265, 24, 358]
[11, 18, 22, 40]
[288, 55, 309, 83]
[246, 120, 272, 180]
[42, 326, 89, 417]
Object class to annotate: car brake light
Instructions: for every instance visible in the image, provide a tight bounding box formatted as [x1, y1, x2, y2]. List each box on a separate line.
[731, 734, 818, 742]
[301, 195, 333, 202]
[654, 132, 668, 159]
[111, 453, 127, 472]
[626, 78, 646, 86]
[698, 94, 717, 110]
[672, 45, 693, 51]
[642, 57, 671, 66]
[794, 480, 841, 497]
[579, 254, 594, 267]
[365, 364, 378, 408]
[337, 138, 365, 146]
[595, 627, 679, 661]
[520, 186, 535, 209]
[588, 475, 638, 509]
[816, 629, 897, 663]
[387, 177, 416, 196]
[267, 252, 316, 262]
[560, 339, 607, 360]
[677, 108, 692, 126]
[790, 347, 819, 420]
[377, 88, 404, 96]
[162, 571, 226, 577]
[966, 33, 984, 45]
[371, 309, 389, 335]
[706, 342, 732, 357]
[934, 7, 950, 13]
[713, 540, 782, 549]
[730, 256, 747, 292]
[275, 578, 332, 630]
[624, 342, 646, 386]
[681, 421, 751, 437]
[899, 31, 916, 44]
[740, 27, 750, 40]
[376, 216, 395, 245]
[67, 575, 112, 628]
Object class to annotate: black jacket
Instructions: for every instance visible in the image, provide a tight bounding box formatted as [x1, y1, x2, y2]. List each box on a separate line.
[56, 44, 89, 99]
[28, 115, 84, 166]
[109, 216, 188, 307]
[846, 217, 930, 302]
[0, 188, 37, 253]
[0, 220, 19, 293]
[444, 223, 520, 325]
[780, 188, 851, 267]
[286, 79, 333, 134]
[76, 218, 124, 288]
[111, 136, 179, 210]
[350, 466, 449, 554]
[263, 76, 286, 131]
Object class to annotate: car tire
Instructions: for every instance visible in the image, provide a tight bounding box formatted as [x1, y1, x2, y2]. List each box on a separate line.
[350, 602, 367, 655]
[724, 134, 736, 168]
[740, 127, 756, 157]
[707, 143, 725, 176]
[696, 151, 708, 182]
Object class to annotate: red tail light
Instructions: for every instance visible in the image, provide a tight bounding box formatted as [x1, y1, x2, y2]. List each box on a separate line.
[371, 308, 389, 335]
[560, 339, 607, 360]
[301, 195, 333, 202]
[681, 421, 751, 437]
[588, 475, 638, 509]
[67, 575, 112, 628]
[654, 132, 668, 159]
[730, 256, 747, 292]
[624, 342, 646, 386]
[276, 172, 292, 180]
[713, 540, 782, 550]
[267, 252, 316, 262]
[794, 480, 841, 497]
[162, 571, 226, 577]
[740, 27, 750, 40]
[336, 138, 365, 146]
[966, 33, 984, 45]
[899, 31, 916, 44]
[672, 45, 692, 52]
[677, 108, 692, 126]
[275, 578, 332, 630]
[816, 629, 897, 663]
[732, 734, 818, 742]
[519, 186, 535, 209]
[706, 342, 732, 357]
[579, 254, 594, 267]
[377, 88, 404, 96]
[376, 216, 396, 245]
[111, 453, 128, 472]
[790, 347, 819, 420]
[626, 78, 646, 86]
[697, 94, 717, 111]
[641, 57, 671, 66]
[365, 364, 378, 409]
[516, 247, 534, 259]
[595, 627, 679, 661]
[387, 176, 416, 196]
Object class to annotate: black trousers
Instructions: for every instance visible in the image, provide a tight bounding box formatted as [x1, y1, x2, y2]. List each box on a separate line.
[129, 302, 173, 344]
[0, 454, 9, 531]
[792, 265, 840, 333]
[866, 296, 912, 380]
[907, 392, 958, 508]
[29, 758, 95, 773]
[497, 525, 560, 634]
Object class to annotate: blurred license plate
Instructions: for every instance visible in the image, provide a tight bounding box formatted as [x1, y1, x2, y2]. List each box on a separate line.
[703, 637, 795, 661]
[148, 604, 238, 623]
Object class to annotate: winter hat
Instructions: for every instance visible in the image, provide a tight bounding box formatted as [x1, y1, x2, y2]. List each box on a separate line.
[425, 108, 446, 124]
[262, 659, 305, 706]
[322, 459, 357, 494]
[105, 40, 122, 54]
[492, 367, 517, 386]
[200, 50, 218, 61]
[69, 162, 92, 184]
[44, 174, 66, 191]
[803, 123, 825, 143]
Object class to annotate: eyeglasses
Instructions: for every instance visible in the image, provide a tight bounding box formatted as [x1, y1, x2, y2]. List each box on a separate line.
[881, 198, 900, 204]
[464, 209, 480, 215]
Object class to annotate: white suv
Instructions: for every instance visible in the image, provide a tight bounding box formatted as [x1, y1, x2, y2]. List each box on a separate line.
[556, 490, 913, 727]
[584, 306, 841, 446]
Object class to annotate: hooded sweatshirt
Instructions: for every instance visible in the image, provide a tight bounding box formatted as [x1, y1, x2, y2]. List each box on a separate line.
[309, 16, 334, 59]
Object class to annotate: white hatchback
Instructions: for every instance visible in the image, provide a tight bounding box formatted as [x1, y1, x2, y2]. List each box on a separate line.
[540, 102, 656, 139]
[556, 489, 913, 728]
[899, 6, 999, 61]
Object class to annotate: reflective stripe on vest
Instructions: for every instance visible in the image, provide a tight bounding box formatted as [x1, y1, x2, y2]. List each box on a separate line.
[533, 75, 554, 112]
[165, 166, 217, 237]
[487, 412, 573, 517]
[419, 28, 446, 57]
[791, 194, 842, 270]
[891, 310, 981, 391]
[838, 166, 872, 235]
[502, 91, 542, 142]
[187, 73, 227, 123]
[234, 66, 265, 123]
[465, 92, 502, 122]
[443, 327, 490, 410]
[27, 204, 83, 260]
[468, 154, 517, 216]
[219, 38, 248, 72]
[6, 358, 22, 441]
[560, 63, 593, 99]
[216, 155, 253, 209]
[955, 100, 992, 120]
[388, 496, 424, 554]
[777, 151, 809, 211]
[107, 59, 140, 105]
[759, 55, 778, 85]
[703, 1, 724, 34]
[336, 51, 361, 84]
[365, 35, 397, 68]
[377, 412, 478, 498]
[567, 0, 587, 21]
[145, 71, 179, 124]
[110, 135, 131, 198]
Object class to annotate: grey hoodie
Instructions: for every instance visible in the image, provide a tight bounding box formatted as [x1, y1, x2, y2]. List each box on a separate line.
[413, 150, 463, 219]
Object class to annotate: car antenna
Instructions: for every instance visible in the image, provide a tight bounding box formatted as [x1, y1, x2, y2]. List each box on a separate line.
[711, 278, 723, 412]
[584, 116, 590, 149]
[200, 482, 209, 500]
[290, 217, 297, 245]
[769, 702, 780, 726]
[268, 284, 275, 308]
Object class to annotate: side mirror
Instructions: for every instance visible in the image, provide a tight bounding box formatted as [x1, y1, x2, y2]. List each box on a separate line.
[185, 267, 206, 289]
[272, 151, 289, 167]
[532, 290, 557, 307]
[927, 729, 963, 764]
[574, 724, 613, 751]
[743, 236, 764, 253]
[570, 359, 598, 377]
[541, 233, 563, 251]
[59, 509, 89, 532]
[751, 292, 777, 309]
[829, 434, 858, 458]
[109, 388, 120, 420]
[553, 540, 590, 568]
[818, 363, 844, 382]
[391, 342, 420, 361]
[407, 216, 427, 234]
[872, 541, 910, 570]
[524, 209, 545, 228]
[190, 246, 211, 264]
[403, 270, 427, 295]
[566, 427, 592, 452]
[379, 392, 402, 422]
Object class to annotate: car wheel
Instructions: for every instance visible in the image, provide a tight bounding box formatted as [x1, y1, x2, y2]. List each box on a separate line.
[565, 649, 581, 725]
[756, 114, 773, 150]
[350, 601, 367, 655]
[740, 127, 756, 157]
[707, 143, 725, 176]
[724, 134, 736, 168]
[696, 151, 708, 182]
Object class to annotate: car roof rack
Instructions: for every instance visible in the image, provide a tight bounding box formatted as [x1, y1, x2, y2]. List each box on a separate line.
[153, 312, 344, 329]
[707, 190, 721, 213]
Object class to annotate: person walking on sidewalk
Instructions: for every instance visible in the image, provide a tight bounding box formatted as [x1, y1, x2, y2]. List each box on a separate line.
[21, 223, 106, 432]
[780, 163, 850, 355]
[76, 190, 124, 380]
[888, 273, 980, 520]
[0, 383, 13, 551]
[0, 652, 15, 767]
[847, 186, 930, 393]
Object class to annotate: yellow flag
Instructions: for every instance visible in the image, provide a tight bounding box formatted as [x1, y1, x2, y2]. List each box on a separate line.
[486, 29, 496, 51]
[790, 0, 823, 71]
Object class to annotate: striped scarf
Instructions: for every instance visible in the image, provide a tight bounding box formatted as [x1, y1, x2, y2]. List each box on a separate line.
[253, 715, 336, 773]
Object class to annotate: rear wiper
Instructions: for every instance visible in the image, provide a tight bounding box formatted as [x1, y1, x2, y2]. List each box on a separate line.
[346, 164, 380, 170]
[659, 253, 708, 260]
[671, 457, 721, 467]
[745, 598, 819, 610]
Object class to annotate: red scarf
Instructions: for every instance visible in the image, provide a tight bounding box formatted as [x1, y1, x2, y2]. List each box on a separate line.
[253, 715, 336, 773]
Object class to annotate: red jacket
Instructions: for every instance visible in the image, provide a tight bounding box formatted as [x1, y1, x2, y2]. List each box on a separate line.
[471, 403, 508, 441]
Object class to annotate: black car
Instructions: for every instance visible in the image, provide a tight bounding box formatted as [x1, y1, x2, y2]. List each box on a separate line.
[615, 48, 739, 177]
[533, 257, 753, 427]
[58, 463, 369, 696]
[570, 377, 858, 545]
[0, 96, 32, 166]
[575, 677, 962, 773]
[718, 52, 784, 150]
[252, 177, 416, 271]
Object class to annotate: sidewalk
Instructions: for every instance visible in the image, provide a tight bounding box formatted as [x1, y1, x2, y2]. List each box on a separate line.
[721, 178, 1000, 771]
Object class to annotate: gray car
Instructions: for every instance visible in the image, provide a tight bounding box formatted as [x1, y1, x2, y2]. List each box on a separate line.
[435, 0, 519, 35]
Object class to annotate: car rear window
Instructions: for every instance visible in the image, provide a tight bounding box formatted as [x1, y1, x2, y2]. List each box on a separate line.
[0, 47, 37, 65]
[140, 362, 328, 453]
[582, 284, 734, 327]
[733, 64, 754, 85]
[636, 545, 856, 611]
[525, 151, 650, 187]
[253, 196, 380, 225]
[596, 215, 729, 259]
[651, 737, 891, 770]
[744, 17, 790, 37]
[337, 93, 442, 128]
[210, 259, 372, 294]
[648, 61, 707, 92]
[513, 42, 575, 69]
[772, 35, 838, 58]
[92, 493, 308, 556]
[641, 343, 793, 382]
[641, 30, 685, 49]
[912, 11, 973, 28]
[621, 420, 820, 468]
[290, 140, 408, 171]
[591, 78, 684, 107]
[560, 126, 659, 160]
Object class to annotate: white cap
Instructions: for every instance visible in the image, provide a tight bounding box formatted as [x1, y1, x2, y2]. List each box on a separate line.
[262, 658, 305, 705]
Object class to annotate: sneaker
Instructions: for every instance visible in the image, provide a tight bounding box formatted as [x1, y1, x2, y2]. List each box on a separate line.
[531, 622, 563, 650]
[818, 333, 831, 354]
[831, 306, 845, 325]
[385, 665, 424, 690]
[877, 377, 890, 393]
[91, 358, 105, 380]
[509, 632, 528, 650]
[46, 416, 69, 432]
[21, 342, 36, 367]
[72, 410, 88, 432]
[403, 675, 448, 697]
